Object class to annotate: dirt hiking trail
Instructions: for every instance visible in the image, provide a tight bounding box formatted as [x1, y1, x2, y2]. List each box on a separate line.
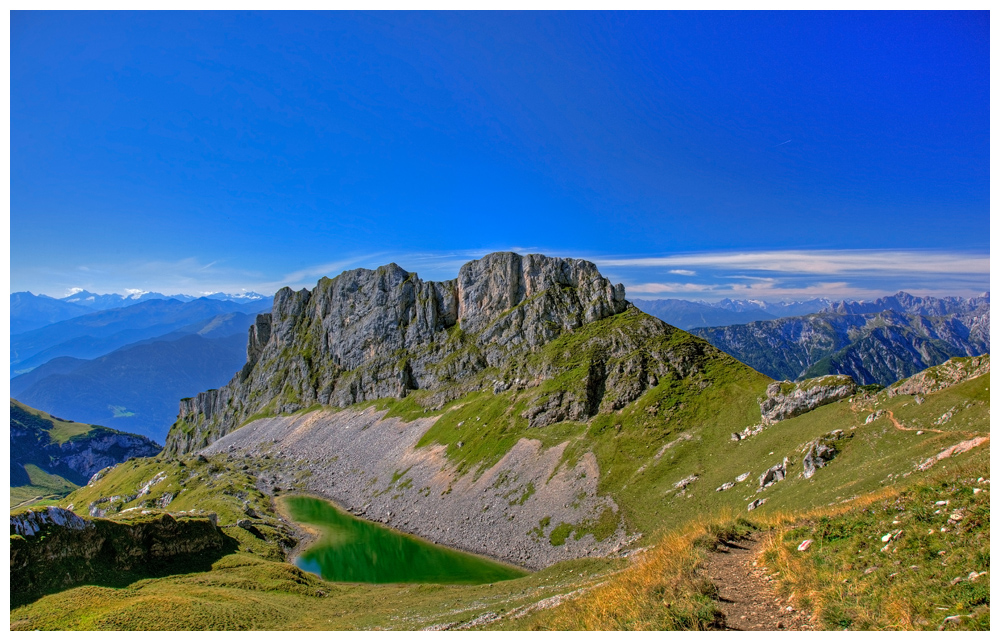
[703, 533, 816, 631]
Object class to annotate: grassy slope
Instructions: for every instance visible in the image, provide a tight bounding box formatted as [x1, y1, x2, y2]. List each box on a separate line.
[9, 312, 990, 630]
[11, 398, 98, 443]
[11, 399, 100, 507]
[10, 464, 80, 507]
[766, 451, 990, 631]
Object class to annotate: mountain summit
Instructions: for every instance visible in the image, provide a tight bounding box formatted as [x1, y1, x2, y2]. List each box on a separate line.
[167, 252, 634, 453]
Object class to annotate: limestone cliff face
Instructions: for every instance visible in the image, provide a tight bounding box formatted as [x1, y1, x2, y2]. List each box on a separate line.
[166, 253, 628, 455]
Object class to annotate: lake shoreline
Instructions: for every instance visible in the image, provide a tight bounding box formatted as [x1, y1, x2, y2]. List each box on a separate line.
[281, 494, 529, 585]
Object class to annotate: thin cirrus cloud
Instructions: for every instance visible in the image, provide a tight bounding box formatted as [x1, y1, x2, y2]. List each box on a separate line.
[594, 250, 989, 275]
[592, 249, 990, 302]
[625, 280, 890, 300]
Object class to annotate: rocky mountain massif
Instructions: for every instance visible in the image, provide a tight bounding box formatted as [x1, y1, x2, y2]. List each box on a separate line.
[692, 292, 989, 386]
[10, 400, 161, 502]
[168, 252, 644, 454]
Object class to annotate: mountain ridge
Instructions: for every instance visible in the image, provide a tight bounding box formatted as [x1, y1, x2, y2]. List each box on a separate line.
[10, 399, 162, 498]
[166, 252, 638, 454]
[692, 297, 989, 386]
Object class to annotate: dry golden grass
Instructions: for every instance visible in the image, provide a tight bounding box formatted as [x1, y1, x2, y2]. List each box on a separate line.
[534, 508, 764, 630]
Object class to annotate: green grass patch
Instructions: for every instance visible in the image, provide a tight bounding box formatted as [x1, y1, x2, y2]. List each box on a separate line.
[769, 454, 990, 630]
[11, 399, 101, 444]
[11, 464, 80, 507]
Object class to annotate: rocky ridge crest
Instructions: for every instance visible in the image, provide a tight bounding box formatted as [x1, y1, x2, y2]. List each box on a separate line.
[887, 354, 990, 397]
[166, 252, 629, 454]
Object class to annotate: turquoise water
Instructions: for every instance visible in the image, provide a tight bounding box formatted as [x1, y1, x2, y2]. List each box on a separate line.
[284, 495, 527, 584]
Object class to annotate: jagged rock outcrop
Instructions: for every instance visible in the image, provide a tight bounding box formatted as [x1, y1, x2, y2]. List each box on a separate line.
[166, 252, 631, 455]
[802, 430, 848, 479]
[10, 508, 225, 601]
[887, 355, 990, 397]
[10, 506, 89, 537]
[759, 375, 857, 425]
[758, 458, 788, 490]
[10, 400, 162, 487]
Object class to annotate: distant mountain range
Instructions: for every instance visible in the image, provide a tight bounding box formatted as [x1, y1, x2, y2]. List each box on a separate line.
[691, 292, 989, 386]
[631, 297, 831, 330]
[11, 330, 252, 442]
[60, 289, 267, 310]
[10, 290, 268, 334]
[10, 292, 93, 335]
[10, 296, 271, 375]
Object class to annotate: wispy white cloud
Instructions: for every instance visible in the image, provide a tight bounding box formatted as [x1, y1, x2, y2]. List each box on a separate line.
[668, 269, 697, 276]
[628, 282, 719, 294]
[624, 279, 982, 302]
[595, 249, 989, 275]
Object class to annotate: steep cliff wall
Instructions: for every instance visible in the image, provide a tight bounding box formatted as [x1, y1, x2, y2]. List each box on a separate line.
[166, 253, 629, 455]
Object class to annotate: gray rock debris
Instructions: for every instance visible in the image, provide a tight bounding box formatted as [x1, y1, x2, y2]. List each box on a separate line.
[201, 405, 628, 570]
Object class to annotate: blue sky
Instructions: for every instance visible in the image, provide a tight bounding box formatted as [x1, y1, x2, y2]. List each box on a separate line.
[10, 11, 990, 301]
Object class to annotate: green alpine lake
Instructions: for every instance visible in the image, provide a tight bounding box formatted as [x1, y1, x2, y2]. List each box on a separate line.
[283, 495, 528, 584]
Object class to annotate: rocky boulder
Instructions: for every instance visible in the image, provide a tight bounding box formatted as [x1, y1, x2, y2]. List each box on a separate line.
[802, 430, 849, 479]
[759, 375, 857, 425]
[758, 458, 789, 490]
